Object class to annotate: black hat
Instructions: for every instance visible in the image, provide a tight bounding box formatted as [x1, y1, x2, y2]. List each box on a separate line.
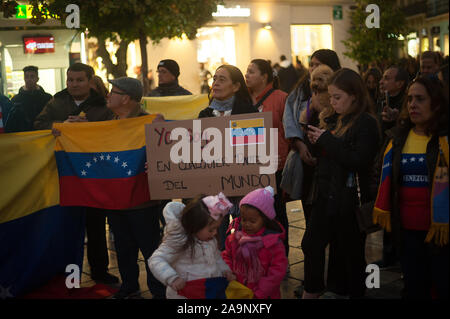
[108, 77, 143, 102]
[158, 59, 180, 78]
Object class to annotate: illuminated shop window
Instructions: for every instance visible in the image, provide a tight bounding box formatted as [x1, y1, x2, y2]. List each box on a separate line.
[421, 37, 429, 52]
[444, 34, 449, 56]
[407, 33, 419, 57]
[290, 24, 333, 68]
[197, 26, 236, 77]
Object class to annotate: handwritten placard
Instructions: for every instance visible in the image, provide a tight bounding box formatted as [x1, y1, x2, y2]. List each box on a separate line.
[145, 112, 277, 199]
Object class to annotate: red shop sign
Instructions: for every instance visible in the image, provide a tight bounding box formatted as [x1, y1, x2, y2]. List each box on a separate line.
[23, 36, 55, 54]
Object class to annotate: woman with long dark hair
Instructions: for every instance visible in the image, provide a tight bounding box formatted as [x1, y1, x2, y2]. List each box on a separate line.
[302, 68, 381, 298]
[245, 59, 290, 256]
[373, 76, 448, 299]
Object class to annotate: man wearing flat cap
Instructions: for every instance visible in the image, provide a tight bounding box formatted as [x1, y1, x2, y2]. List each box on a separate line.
[147, 59, 192, 97]
[106, 77, 166, 299]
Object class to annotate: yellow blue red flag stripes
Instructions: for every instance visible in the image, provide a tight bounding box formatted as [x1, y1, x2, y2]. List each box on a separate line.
[142, 94, 209, 120]
[53, 115, 157, 209]
[0, 130, 59, 224]
[177, 277, 254, 299]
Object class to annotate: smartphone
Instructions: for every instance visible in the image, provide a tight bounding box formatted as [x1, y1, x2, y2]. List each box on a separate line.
[299, 122, 316, 130]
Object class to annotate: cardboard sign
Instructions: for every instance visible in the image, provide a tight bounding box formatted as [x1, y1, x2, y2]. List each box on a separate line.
[145, 112, 277, 200]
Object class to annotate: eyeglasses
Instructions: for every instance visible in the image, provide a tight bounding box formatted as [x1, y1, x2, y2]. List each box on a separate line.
[110, 90, 128, 96]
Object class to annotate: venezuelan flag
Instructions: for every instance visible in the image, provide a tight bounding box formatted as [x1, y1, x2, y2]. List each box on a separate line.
[53, 115, 157, 210]
[178, 277, 254, 299]
[0, 131, 85, 298]
[230, 118, 265, 146]
[374, 140, 393, 214]
[142, 94, 209, 120]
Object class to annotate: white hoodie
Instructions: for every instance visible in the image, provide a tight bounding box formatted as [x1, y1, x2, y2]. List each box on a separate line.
[148, 201, 231, 299]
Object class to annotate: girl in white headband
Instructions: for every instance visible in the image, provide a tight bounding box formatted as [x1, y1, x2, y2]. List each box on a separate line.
[148, 193, 236, 299]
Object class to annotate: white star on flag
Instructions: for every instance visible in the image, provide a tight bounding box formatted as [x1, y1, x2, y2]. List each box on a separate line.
[93, 157, 97, 163]
[127, 170, 132, 176]
[419, 157, 424, 162]
[86, 162, 91, 168]
[402, 159, 408, 164]
[122, 162, 128, 168]
[81, 170, 87, 176]
[100, 155, 105, 160]
[106, 154, 111, 160]
[411, 157, 416, 162]
[114, 156, 119, 163]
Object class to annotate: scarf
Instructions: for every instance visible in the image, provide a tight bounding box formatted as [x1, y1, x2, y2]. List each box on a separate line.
[373, 136, 449, 246]
[233, 230, 265, 284]
[209, 96, 235, 112]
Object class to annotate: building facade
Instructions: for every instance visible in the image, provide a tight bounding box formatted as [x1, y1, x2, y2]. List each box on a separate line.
[126, 0, 356, 94]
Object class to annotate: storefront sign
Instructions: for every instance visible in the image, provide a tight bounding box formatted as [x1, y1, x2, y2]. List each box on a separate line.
[23, 37, 55, 54]
[212, 5, 250, 17]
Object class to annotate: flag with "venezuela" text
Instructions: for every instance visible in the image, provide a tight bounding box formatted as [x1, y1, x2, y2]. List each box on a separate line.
[53, 114, 157, 210]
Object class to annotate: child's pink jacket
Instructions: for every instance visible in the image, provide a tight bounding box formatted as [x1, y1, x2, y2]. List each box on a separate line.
[221, 217, 288, 299]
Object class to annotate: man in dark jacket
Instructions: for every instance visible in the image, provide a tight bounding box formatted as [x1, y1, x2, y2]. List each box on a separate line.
[5, 66, 52, 132]
[378, 66, 409, 137]
[36, 63, 118, 285]
[278, 55, 300, 94]
[0, 93, 12, 134]
[34, 63, 112, 129]
[147, 59, 192, 97]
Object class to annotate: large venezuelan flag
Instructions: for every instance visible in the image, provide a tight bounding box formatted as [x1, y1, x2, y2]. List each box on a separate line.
[54, 114, 157, 210]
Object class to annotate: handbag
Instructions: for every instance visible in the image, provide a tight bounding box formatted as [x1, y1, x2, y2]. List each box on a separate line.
[355, 173, 381, 234]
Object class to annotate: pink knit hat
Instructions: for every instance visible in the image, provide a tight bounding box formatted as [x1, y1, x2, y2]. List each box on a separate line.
[239, 186, 276, 220]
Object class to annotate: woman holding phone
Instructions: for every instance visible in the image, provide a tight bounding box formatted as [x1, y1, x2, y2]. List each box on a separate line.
[301, 68, 381, 299]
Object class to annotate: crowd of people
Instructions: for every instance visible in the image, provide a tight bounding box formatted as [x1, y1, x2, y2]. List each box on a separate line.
[0, 48, 448, 300]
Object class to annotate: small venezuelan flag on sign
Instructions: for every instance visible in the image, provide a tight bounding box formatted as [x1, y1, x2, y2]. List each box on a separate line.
[53, 115, 157, 210]
[230, 118, 265, 146]
[178, 277, 254, 299]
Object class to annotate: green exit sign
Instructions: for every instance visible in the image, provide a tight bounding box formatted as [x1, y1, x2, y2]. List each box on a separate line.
[333, 5, 343, 20]
[15, 5, 32, 19]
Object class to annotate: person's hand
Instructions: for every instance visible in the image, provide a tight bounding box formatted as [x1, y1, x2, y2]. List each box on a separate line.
[295, 139, 316, 166]
[381, 106, 399, 122]
[224, 270, 236, 282]
[64, 115, 88, 123]
[170, 277, 186, 291]
[52, 128, 61, 137]
[154, 113, 165, 122]
[307, 125, 326, 145]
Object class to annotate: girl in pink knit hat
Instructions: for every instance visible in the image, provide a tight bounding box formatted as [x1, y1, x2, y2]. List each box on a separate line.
[222, 186, 288, 299]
